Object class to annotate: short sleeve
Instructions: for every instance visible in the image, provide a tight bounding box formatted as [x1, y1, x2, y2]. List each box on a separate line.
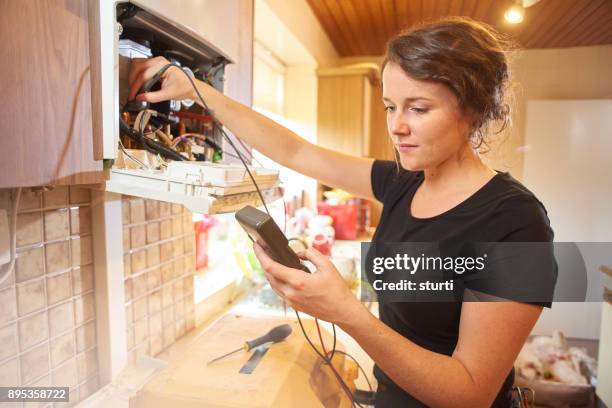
[484, 196, 554, 242]
[466, 196, 557, 307]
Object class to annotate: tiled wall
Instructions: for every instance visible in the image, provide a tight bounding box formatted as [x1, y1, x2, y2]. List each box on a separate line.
[0, 186, 99, 407]
[122, 197, 196, 363]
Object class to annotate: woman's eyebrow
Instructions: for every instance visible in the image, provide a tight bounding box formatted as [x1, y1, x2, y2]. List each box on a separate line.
[382, 96, 432, 103]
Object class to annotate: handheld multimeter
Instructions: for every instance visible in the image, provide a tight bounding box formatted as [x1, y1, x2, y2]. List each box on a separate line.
[235, 206, 310, 273]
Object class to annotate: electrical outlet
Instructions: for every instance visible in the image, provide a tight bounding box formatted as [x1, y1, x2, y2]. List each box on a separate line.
[0, 209, 10, 266]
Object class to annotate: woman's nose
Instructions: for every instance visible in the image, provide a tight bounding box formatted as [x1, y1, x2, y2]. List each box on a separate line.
[390, 112, 410, 135]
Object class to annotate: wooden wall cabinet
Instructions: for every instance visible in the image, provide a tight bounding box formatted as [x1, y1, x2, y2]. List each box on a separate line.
[316, 66, 394, 227]
[316, 66, 393, 159]
[0, 0, 104, 188]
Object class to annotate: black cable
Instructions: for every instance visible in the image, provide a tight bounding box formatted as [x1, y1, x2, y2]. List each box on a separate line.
[329, 350, 374, 393]
[119, 116, 186, 161]
[167, 63, 271, 214]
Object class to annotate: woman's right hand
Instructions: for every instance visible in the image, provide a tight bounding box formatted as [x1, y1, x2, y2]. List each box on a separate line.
[128, 56, 196, 103]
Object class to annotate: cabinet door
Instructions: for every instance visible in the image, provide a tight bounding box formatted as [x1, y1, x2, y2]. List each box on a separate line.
[0, 0, 104, 188]
[317, 75, 368, 156]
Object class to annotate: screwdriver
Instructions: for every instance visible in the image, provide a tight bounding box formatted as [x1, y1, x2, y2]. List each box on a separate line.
[206, 324, 292, 365]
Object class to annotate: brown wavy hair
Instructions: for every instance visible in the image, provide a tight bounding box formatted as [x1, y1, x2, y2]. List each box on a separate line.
[382, 16, 516, 151]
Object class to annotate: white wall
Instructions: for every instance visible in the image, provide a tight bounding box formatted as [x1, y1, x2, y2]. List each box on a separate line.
[483, 45, 612, 179]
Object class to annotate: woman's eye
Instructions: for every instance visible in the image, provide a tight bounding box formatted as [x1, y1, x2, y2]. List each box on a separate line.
[410, 107, 428, 114]
[384, 105, 396, 112]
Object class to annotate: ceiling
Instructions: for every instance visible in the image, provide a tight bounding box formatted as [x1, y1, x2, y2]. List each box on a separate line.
[305, 0, 612, 56]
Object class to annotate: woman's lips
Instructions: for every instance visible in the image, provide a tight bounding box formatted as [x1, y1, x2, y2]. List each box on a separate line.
[396, 143, 418, 153]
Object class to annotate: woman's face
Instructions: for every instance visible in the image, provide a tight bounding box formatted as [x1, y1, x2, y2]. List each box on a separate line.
[382, 62, 474, 172]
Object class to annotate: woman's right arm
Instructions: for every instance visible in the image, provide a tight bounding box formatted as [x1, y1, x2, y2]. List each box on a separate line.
[128, 57, 376, 200]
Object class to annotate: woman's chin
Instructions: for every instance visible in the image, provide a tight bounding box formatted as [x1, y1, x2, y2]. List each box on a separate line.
[399, 157, 424, 172]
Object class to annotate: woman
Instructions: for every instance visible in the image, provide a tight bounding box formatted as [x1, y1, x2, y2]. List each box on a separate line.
[129, 17, 554, 407]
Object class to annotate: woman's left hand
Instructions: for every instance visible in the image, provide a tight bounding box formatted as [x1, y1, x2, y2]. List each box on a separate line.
[253, 242, 364, 326]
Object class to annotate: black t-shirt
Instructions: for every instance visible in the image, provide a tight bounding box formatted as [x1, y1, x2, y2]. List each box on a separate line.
[368, 160, 554, 408]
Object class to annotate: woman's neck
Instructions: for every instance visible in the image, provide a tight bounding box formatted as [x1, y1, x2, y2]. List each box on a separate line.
[421, 146, 496, 195]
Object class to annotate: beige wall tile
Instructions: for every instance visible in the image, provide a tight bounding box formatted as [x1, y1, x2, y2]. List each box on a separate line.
[0, 323, 18, 361]
[45, 241, 70, 274]
[69, 186, 91, 205]
[185, 311, 195, 332]
[175, 318, 185, 339]
[162, 306, 174, 327]
[123, 228, 130, 251]
[171, 204, 182, 215]
[72, 265, 93, 295]
[183, 213, 193, 233]
[184, 276, 193, 299]
[51, 358, 77, 388]
[44, 209, 70, 242]
[146, 222, 160, 244]
[171, 216, 183, 236]
[172, 238, 184, 258]
[133, 319, 148, 345]
[159, 219, 172, 240]
[0, 288, 17, 325]
[161, 286, 173, 309]
[48, 301, 74, 337]
[71, 235, 93, 267]
[74, 293, 95, 325]
[76, 348, 97, 382]
[50, 332, 75, 368]
[172, 258, 184, 279]
[173, 280, 184, 303]
[183, 235, 194, 254]
[146, 268, 161, 291]
[16, 245, 45, 283]
[132, 273, 147, 299]
[175, 299, 185, 320]
[126, 304, 133, 326]
[0, 358, 19, 387]
[76, 321, 96, 353]
[122, 200, 130, 225]
[145, 200, 159, 220]
[130, 199, 145, 224]
[148, 291, 161, 315]
[17, 279, 45, 316]
[18, 189, 42, 211]
[162, 324, 175, 348]
[130, 225, 146, 249]
[124, 278, 132, 302]
[70, 206, 92, 235]
[126, 327, 134, 350]
[159, 202, 171, 217]
[150, 333, 162, 356]
[146, 245, 160, 268]
[18, 311, 48, 350]
[160, 241, 173, 262]
[133, 296, 147, 322]
[20, 343, 49, 384]
[148, 312, 162, 336]
[46, 271, 72, 306]
[43, 187, 68, 208]
[0, 268, 14, 290]
[131, 249, 146, 274]
[161, 263, 173, 283]
[17, 211, 43, 247]
[184, 254, 194, 275]
[123, 254, 131, 277]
